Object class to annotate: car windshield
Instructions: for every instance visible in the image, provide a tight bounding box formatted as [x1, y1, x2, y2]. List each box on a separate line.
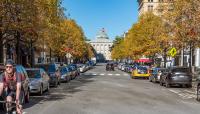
[27, 70, 41, 78]
[172, 68, 190, 73]
[138, 67, 147, 71]
[61, 67, 68, 73]
[48, 65, 56, 72]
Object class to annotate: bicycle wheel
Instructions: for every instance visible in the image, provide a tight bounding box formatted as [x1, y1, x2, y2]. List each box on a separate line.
[197, 85, 200, 101]
[6, 102, 12, 114]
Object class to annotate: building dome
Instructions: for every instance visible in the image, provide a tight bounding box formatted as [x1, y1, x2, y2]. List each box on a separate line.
[96, 28, 109, 39]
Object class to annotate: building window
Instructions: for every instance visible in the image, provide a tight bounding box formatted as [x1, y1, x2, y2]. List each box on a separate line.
[148, 5, 154, 11]
[148, 0, 153, 2]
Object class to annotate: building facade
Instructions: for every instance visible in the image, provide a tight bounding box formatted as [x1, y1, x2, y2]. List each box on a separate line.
[138, 0, 173, 16]
[138, 0, 200, 68]
[89, 29, 113, 62]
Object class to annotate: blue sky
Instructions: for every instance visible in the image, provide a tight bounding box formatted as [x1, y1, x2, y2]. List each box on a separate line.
[62, 0, 138, 41]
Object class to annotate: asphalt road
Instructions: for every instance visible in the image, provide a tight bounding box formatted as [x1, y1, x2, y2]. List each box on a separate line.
[2, 63, 200, 114]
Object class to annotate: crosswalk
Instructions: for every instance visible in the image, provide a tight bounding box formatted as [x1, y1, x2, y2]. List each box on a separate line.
[82, 73, 130, 76]
[169, 89, 196, 100]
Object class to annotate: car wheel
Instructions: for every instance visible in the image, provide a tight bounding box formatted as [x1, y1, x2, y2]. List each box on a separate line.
[46, 83, 50, 92]
[186, 84, 192, 88]
[21, 91, 25, 105]
[160, 81, 163, 86]
[149, 77, 152, 82]
[165, 82, 171, 88]
[39, 86, 43, 95]
[25, 90, 30, 103]
[153, 78, 156, 83]
[55, 80, 58, 87]
[197, 85, 200, 101]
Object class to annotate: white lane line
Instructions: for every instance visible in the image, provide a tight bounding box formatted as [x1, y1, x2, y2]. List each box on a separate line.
[115, 74, 120, 76]
[92, 73, 97, 76]
[123, 74, 129, 76]
[100, 73, 105, 76]
[169, 89, 180, 94]
[108, 74, 113, 76]
[184, 90, 195, 94]
[169, 89, 196, 99]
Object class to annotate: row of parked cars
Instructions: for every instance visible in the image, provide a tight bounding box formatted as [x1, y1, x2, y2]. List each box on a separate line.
[118, 62, 200, 101]
[0, 61, 95, 106]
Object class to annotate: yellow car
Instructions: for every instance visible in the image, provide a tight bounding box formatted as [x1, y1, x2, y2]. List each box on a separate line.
[131, 66, 150, 79]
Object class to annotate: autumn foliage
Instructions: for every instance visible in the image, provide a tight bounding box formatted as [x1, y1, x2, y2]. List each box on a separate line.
[0, 0, 94, 63]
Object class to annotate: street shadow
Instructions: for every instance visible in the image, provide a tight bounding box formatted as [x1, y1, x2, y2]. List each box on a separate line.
[23, 72, 98, 109]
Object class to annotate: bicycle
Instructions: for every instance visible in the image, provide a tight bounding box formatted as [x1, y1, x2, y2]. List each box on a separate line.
[0, 100, 19, 114]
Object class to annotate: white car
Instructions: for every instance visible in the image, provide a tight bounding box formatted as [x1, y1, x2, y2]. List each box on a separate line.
[26, 68, 50, 95]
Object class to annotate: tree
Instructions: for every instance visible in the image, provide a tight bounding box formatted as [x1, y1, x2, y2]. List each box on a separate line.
[164, 0, 200, 68]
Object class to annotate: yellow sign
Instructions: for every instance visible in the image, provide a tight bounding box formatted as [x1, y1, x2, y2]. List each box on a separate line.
[169, 48, 177, 57]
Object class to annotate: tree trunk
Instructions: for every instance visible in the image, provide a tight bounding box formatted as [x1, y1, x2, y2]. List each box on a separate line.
[16, 31, 21, 64]
[50, 48, 52, 63]
[0, 32, 3, 63]
[164, 48, 167, 68]
[189, 42, 193, 72]
[182, 48, 185, 67]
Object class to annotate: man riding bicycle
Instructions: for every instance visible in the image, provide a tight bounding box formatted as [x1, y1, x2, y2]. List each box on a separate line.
[0, 59, 23, 114]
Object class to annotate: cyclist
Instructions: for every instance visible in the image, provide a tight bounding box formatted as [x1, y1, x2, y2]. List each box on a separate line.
[0, 59, 23, 114]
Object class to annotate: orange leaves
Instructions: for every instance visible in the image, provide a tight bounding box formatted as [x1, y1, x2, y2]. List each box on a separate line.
[111, 12, 171, 60]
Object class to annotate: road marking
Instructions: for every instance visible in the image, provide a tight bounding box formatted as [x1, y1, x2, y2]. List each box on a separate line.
[169, 89, 196, 99]
[123, 74, 129, 76]
[100, 73, 105, 76]
[108, 74, 113, 76]
[115, 74, 120, 76]
[169, 89, 180, 94]
[92, 73, 97, 76]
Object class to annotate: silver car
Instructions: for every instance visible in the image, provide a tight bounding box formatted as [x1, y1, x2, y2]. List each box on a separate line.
[60, 66, 71, 82]
[26, 68, 50, 95]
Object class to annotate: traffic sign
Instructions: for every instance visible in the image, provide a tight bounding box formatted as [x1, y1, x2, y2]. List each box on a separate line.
[169, 47, 177, 57]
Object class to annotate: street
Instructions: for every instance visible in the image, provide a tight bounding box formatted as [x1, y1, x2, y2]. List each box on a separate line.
[20, 63, 200, 114]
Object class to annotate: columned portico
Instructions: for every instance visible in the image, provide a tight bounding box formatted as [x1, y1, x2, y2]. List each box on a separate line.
[89, 28, 113, 62]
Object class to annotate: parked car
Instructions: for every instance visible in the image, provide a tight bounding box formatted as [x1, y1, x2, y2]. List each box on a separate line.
[68, 65, 77, 79]
[149, 68, 168, 83]
[78, 64, 87, 73]
[160, 67, 192, 88]
[197, 75, 200, 101]
[26, 68, 50, 95]
[106, 63, 114, 71]
[60, 66, 71, 82]
[120, 64, 126, 71]
[70, 64, 80, 76]
[118, 63, 124, 70]
[34, 63, 61, 87]
[15, 65, 30, 104]
[131, 66, 150, 79]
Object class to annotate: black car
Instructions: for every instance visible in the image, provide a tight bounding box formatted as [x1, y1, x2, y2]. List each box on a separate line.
[34, 64, 61, 87]
[160, 67, 192, 88]
[106, 63, 114, 71]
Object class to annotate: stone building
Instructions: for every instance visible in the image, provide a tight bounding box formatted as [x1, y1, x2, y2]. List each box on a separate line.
[89, 28, 113, 62]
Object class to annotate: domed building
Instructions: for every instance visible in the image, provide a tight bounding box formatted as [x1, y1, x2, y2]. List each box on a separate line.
[89, 28, 113, 62]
